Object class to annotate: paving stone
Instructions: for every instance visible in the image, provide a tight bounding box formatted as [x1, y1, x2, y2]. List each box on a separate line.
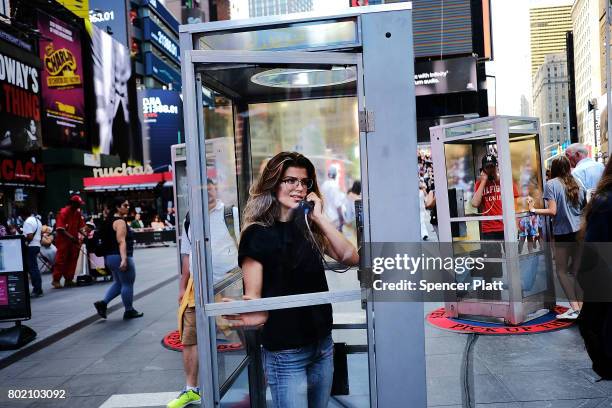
[499, 370, 605, 401]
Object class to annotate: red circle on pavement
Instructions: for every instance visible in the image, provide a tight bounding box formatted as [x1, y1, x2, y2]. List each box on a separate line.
[162, 330, 245, 352]
[426, 306, 575, 335]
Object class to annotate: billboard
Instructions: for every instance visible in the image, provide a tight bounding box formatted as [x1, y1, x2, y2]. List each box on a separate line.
[37, 10, 88, 149]
[0, 41, 42, 154]
[91, 24, 137, 162]
[88, 0, 130, 49]
[142, 17, 180, 64]
[414, 57, 478, 97]
[139, 89, 183, 170]
[145, 52, 181, 90]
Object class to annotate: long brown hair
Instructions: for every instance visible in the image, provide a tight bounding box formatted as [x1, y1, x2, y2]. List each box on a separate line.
[241, 152, 327, 249]
[582, 158, 612, 229]
[550, 155, 581, 206]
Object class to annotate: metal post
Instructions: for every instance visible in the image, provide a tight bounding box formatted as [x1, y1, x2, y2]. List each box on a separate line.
[607, 0, 612, 159]
[594, 103, 598, 151]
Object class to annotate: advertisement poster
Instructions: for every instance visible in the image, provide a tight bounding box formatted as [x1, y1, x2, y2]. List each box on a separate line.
[139, 88, 183, 170]
[88, 0, 130, 49]
[414, 56, 478, 97]
[37, 10, 87, 149]
[91, 24, 141, 163]
[0, 42, 42, 154]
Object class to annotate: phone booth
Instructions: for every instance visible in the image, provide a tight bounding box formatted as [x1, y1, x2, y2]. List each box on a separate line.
[430, 116, 556, 325]
[180, 3, 427, 407]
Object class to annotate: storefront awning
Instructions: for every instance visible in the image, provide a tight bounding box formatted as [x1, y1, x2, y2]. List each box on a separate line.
[83, 172, 173, 192]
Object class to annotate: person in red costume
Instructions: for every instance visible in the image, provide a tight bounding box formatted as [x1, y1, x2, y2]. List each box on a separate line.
[52, 194, 87, 289]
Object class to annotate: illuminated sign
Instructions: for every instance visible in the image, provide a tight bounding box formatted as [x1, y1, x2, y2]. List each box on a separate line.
[43, 44, 81, 87]
[88, 0, 130, 49]
[37, 11, 87, 149]
[145, 52, 181, 89]
[414, 57, 477, 97]
[143, 17, 180, 63]
[93, 163, 154, 177]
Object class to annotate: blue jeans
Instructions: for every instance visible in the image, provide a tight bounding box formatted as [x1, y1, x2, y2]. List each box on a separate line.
[103, 255, 136, 311]
[262, 335, 334, 408]
[27, 246, 42, 293]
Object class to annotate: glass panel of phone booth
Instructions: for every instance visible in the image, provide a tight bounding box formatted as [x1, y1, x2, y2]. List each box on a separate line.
[197, 90, 247, 389]
[173, 153, 188, 238]
[196, 58, 365, 401]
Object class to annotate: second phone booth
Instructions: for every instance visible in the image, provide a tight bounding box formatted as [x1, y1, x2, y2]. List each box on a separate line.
[430, 116, 556, 325]
[179, 3, 428, 407]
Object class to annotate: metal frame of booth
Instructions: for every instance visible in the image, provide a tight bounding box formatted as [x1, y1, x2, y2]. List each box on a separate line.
[430, 116, 556, 325]
[179, 4, 427, 407]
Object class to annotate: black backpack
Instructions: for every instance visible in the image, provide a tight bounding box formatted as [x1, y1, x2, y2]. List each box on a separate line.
[86, 223, 107, 257]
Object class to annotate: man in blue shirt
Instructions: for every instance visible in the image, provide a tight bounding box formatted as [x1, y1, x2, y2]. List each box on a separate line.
[565, 143, 604, 191]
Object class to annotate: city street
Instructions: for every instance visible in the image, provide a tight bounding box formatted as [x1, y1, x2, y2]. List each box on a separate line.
[0, 246, 610, 407]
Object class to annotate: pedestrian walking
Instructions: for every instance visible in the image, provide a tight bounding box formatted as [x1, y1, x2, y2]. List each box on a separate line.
[22, 208, 43, 297]
[94, 197, 143, 320]
[528, 155, 586, 319]
[565, 143, 605, 194]
[52, 194, 87, 288]
[227, 151, 359, 408]
[576, 158, 612, 379]
[321, 165, 345, 232]
[166, 213, 200, 408]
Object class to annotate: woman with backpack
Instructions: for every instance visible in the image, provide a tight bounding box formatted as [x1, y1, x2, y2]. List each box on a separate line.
[93, 196, 143, 320]
[528, 155, 586, 320]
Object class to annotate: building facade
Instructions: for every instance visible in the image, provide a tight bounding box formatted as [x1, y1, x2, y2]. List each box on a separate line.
[248, 0, 313, 17]
[572, 0, 602, 151]
[529, 2, 573, 78]
[533, 53, 570, 155]
[131, 0, 182, 91]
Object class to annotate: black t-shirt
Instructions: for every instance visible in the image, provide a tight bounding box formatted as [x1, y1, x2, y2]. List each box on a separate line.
[238, 221, 332, 351]
[103, 216, 135, 257]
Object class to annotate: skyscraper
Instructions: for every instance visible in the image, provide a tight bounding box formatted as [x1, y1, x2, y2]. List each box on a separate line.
[572, 0, 602, 150]
[533, 53, 571, 155]
[529, 2, 573, 78]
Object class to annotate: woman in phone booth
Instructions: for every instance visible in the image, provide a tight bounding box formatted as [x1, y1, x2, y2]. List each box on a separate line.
[226, 151, 359, 408]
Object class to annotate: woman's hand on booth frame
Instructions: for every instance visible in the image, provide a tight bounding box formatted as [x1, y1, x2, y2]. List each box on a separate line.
[222, 295, 269, 330]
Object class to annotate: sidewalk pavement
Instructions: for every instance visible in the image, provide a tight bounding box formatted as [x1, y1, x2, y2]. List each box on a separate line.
[0, 246, 179, 367]
[0, 277, 185, 408]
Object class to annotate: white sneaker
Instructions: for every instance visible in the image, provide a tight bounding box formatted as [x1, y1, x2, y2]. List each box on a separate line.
[556, 309, 579, 320]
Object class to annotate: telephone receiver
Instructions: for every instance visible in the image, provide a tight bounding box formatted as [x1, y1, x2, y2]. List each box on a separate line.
[297, 200, 315, 214]
[479, 167, 495, 182]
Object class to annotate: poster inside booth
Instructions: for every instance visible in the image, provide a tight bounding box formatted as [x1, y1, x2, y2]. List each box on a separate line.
[0, 236, 30, 322]
[37, 10, 88, 150]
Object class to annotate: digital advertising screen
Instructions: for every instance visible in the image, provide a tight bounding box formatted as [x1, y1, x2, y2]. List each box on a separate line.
[414, 56, 478, 97]
[0, 39, 42, 153]
[37, 10, 88, 149]
[0, 236, 30, 322]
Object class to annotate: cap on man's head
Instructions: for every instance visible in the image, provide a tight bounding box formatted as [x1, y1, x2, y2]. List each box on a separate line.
[70, 194, 84, 205]
[481, 154, 498, 168]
